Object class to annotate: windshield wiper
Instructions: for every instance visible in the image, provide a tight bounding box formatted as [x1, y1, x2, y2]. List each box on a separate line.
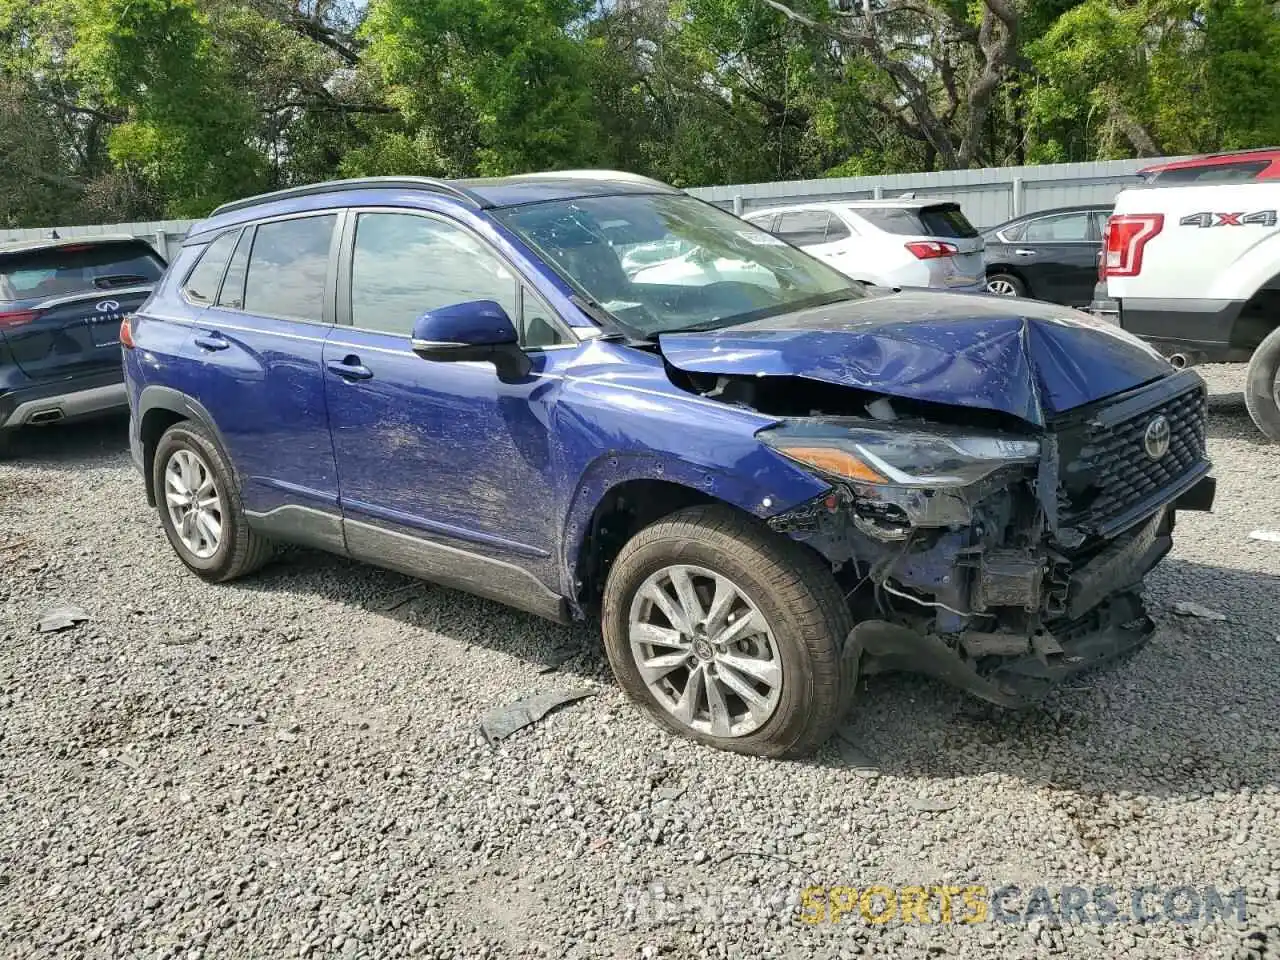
[94, 274, 150, 288]
[569, 295, 629, 341]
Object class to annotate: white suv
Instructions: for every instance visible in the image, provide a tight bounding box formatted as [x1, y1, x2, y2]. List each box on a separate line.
[742, 200, 987, 292]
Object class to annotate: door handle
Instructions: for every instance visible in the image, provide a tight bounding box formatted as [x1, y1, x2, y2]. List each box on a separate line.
[1014, 249, 1037, 257]
[193, 333, 229, 351]
[326, 356, 373, 381]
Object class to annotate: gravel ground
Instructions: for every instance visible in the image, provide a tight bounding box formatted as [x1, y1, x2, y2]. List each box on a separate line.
[1, 364, 1279, 960]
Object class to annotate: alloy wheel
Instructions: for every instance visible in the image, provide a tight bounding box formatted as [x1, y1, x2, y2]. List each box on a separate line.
[986, 277, 1019, 296]
[164, 448, 224, 560]
[628, 564, 783, 738]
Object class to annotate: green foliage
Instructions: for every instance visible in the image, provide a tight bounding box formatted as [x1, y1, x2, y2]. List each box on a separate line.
[0, 0, 1278, 226]
[1026, 0, 1280, 160]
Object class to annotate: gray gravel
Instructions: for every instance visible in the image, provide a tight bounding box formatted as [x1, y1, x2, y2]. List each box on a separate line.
[1, 364, 1279, 960]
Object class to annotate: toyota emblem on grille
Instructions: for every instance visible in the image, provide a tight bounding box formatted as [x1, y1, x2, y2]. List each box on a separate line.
[1143, 415, 1171, 460]
[95, 299, 121, 312]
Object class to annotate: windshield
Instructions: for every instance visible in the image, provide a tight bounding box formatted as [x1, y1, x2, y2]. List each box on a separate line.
[492, 193, 864, 337]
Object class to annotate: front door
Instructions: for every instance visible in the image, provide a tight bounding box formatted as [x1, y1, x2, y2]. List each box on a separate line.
[322, 209, 574, 619]
[1017, 211, 1101, 306]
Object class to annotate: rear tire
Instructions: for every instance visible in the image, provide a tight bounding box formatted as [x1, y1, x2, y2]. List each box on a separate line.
[601, 505, 854, 759]
[986, 272, 1026, 297]
[1245, 326, 1280, 442]
[152, 420, 274, 582]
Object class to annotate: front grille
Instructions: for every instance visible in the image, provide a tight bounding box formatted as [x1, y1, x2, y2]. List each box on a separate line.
[1056, 381, 1207, 537]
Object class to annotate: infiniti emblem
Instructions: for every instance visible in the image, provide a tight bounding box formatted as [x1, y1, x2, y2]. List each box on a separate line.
[1143, 415, 1171, 460]
[95, 299, 121, 313]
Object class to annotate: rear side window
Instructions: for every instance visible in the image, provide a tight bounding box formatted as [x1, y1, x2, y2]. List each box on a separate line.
[243, 215, 337, 323]
[858, 204, 979, 238]
[1, 241, 164, 301]
[182, 231, 238, 304]
[774, 211, 835, 246]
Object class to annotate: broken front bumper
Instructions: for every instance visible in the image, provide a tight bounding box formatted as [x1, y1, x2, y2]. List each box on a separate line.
[851, 590, 1154, 709]
[780, 473, 1217, 709]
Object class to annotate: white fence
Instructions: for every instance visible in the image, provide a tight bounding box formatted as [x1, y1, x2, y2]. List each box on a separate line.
[0, 156, 1191, 253]
[686, 156, 1190, 228]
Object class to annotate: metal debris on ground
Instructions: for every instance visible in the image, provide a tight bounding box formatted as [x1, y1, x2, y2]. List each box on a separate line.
[1249, 529, 1280, 544]
[537, 644, 581, 674]
[835, 727, 881, 778]
[1172, 601, 1228, 621]
[909, 798, 957, 813]
[36, 605, 89, 633]
[479, 687, 597, 745]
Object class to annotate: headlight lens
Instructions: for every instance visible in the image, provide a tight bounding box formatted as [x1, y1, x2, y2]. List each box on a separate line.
[759, 422, 1040, 487]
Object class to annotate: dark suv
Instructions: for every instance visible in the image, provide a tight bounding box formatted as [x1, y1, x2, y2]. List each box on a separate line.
[1, 235, 165, 456]
[124, 173, 1216, 758]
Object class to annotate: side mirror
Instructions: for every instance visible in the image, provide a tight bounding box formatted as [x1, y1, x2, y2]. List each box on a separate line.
[411, 300, 517, 354]
[410, 300, 530, 378]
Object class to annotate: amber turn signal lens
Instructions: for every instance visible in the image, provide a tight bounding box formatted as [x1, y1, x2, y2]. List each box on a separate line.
[777, 445, 887, 483]
[119, 316, 135, 349]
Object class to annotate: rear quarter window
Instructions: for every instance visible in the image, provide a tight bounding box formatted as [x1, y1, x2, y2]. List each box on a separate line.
[182, 231, 240, 304]
[0, 241, 164, 301]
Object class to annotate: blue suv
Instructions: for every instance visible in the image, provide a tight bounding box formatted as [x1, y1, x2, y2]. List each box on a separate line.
[124, 172, 1216, 757]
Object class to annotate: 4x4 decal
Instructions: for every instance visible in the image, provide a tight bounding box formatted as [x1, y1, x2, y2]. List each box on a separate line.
[1179, 210, 1277, 228]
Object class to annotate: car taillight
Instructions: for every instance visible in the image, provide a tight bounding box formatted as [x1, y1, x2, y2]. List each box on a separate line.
[1103, 214, 1163, 277]
[0, 309, 38, 329]
[119, 315, 135, 349]
[905, 241, 959, 260]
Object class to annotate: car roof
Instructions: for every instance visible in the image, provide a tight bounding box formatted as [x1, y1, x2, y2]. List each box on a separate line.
[208, 171, 681, 219]
[0, 234, 148, 257]
[1139, 148, 1280, 174]
[743, 198, 947, 217]
[986, 204, 1112, 232]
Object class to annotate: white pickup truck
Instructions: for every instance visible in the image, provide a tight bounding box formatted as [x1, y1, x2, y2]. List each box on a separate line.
[1090, 181, 1280, 440]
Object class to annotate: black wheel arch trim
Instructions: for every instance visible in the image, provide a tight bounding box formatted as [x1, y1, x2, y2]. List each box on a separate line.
[137, 385, 235, 507]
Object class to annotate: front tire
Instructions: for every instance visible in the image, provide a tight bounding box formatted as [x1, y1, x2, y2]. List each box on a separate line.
[1245, 326, 1280, 442]
[601, 505, 853, 758]
[152, 420, 274, 582]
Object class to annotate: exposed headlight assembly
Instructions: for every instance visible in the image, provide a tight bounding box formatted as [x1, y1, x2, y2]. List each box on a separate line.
[759, 421, 1040, 488]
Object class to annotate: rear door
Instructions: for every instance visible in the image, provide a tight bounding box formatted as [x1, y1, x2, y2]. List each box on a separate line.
[0, 240, 165, 381]
[178, 213, 343, 521]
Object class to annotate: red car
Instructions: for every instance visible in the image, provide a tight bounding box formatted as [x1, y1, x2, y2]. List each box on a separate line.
[1139, 148, 1280, 184]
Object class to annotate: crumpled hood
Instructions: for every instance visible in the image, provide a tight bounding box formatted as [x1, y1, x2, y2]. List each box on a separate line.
[656, 290, 1173, 426]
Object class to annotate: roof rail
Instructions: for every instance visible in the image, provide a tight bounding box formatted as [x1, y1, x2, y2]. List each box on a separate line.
[208, 176, 486, 217]
[502, 169, 673, 189]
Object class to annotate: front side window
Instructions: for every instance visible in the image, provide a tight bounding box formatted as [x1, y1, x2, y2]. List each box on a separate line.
[494, 193, 862, 337]
[349, 212, 520, 337]
[242, 214, 336, 323]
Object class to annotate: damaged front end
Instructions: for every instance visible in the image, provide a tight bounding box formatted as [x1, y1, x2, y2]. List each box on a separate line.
[760, 368, 1217, 708]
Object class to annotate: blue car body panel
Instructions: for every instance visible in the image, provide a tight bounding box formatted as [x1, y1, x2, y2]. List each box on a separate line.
[658, 291, 1172, 427]
[124, 174, 1185, 626]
